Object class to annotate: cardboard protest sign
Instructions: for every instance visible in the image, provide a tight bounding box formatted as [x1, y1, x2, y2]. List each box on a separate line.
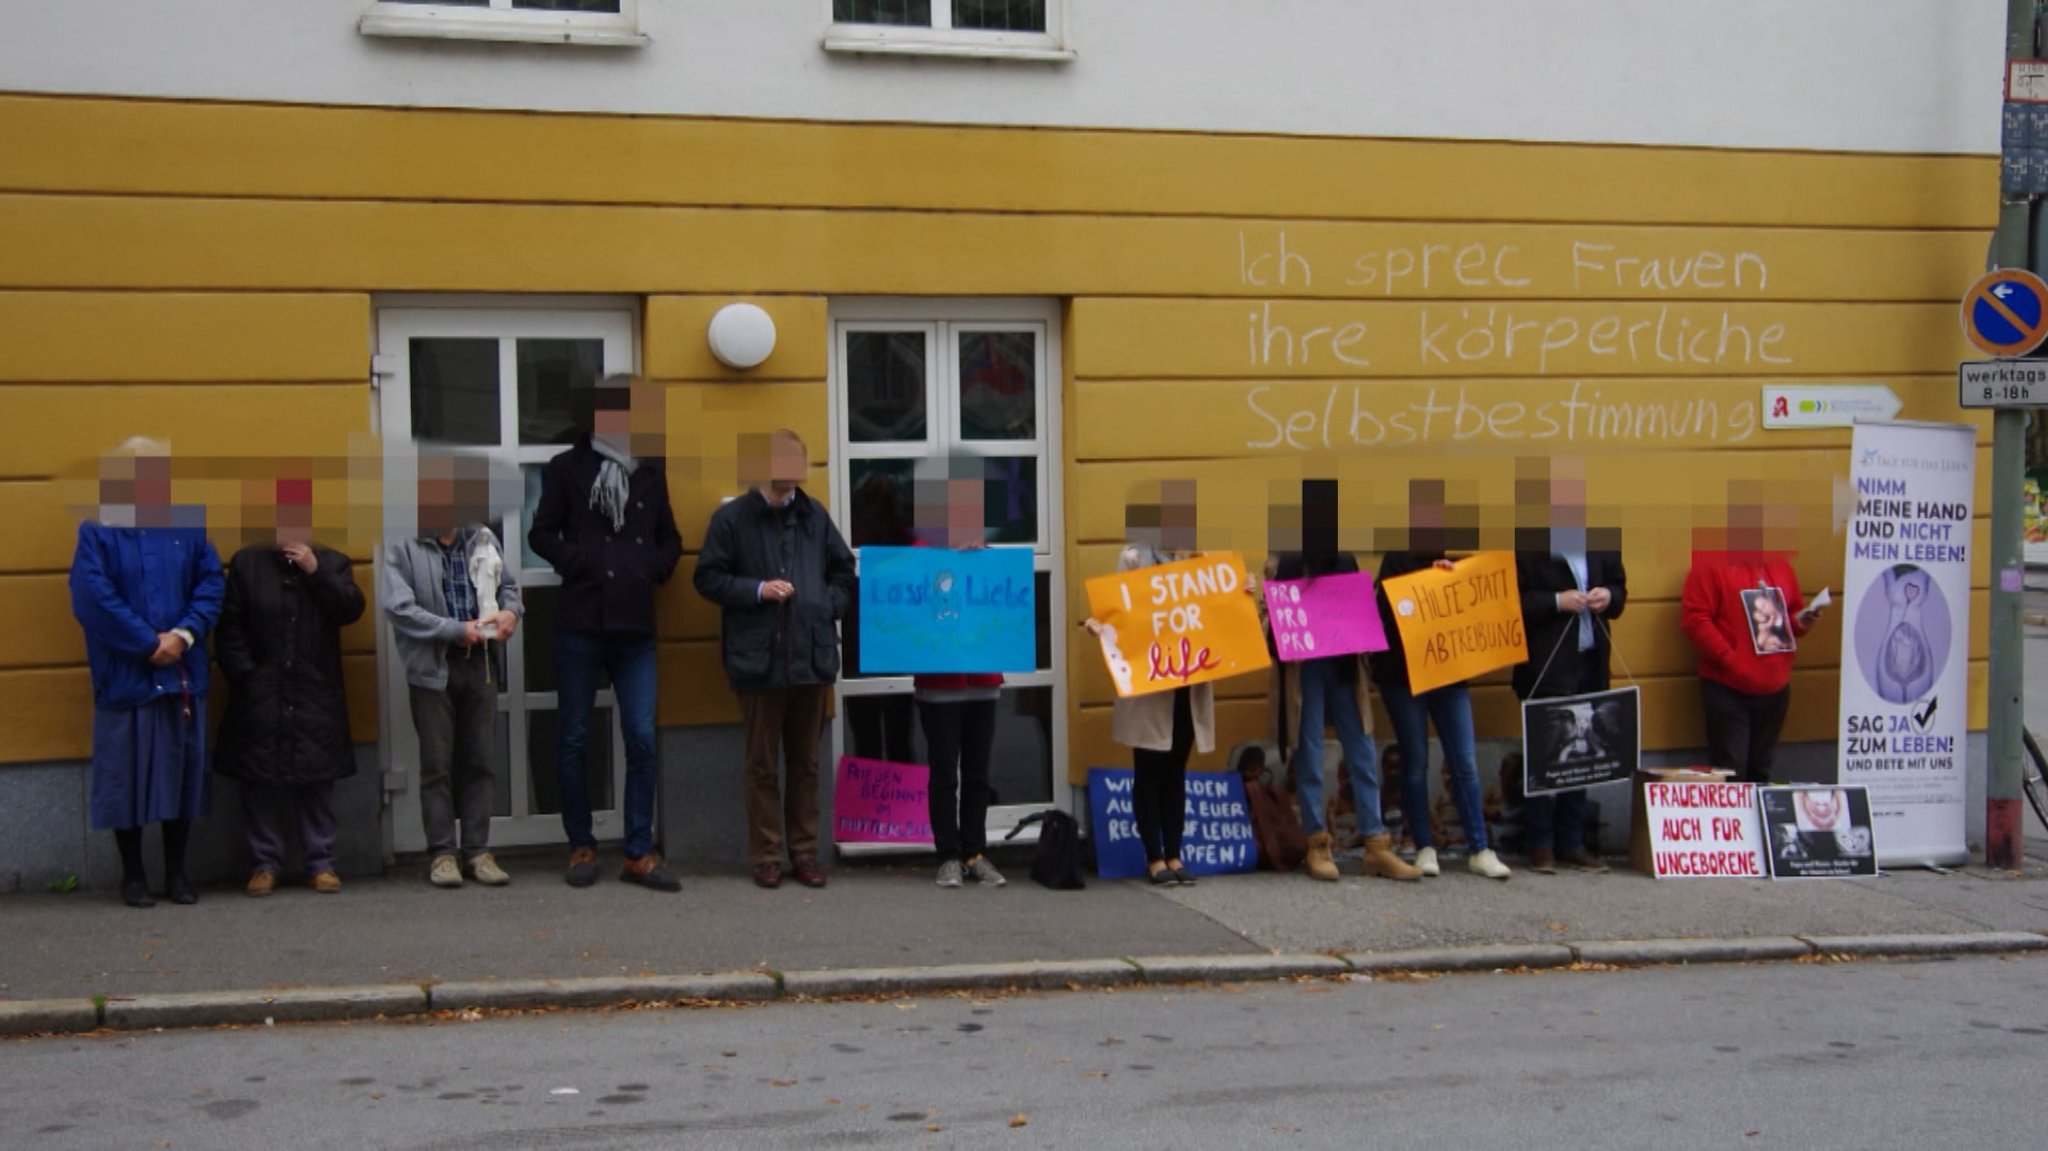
[1758, 786, 1877, 879]
[856, 545, 1036, 675]
[1084, 551, 1269, 698]
[1087, 767, 1257, 879]
[831, 756, 933, 845]
[1642, 777, 1766, 879]
[1522, 685, 1640, 795]
[1378, 552, 1528, 694]
[1262, 571, 1389, 662]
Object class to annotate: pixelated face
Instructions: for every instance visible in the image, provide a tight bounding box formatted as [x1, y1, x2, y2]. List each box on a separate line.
[593, 377, 665, 457]
[1129, 480, 1197, 553]
[415, 455, 491, 534]
[915, 466, 986, 549]
[99, 452, 171, 511]
[274, 478, 315, 547]
[740, 431, 808, 503]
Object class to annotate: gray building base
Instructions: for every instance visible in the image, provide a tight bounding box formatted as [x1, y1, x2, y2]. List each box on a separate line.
[0, 727, 1994, 891]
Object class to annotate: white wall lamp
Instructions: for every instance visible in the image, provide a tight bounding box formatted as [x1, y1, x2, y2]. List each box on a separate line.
[706, 303, 778, 370]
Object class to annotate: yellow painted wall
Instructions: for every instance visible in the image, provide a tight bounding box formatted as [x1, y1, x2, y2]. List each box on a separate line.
[0, 93, 1999, 780]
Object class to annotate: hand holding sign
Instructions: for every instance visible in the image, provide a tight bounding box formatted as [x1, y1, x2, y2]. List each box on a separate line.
[1379, 552, 1528, 694]
[1085, 552, 1269, 698]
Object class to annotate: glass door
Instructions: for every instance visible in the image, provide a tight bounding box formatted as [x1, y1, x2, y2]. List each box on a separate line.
[830, 300, 1067, 849]
[375, 303, 638, 852]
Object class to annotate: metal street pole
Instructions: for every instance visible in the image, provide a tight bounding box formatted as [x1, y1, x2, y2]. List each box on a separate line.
[1986, 0, 2036, 869]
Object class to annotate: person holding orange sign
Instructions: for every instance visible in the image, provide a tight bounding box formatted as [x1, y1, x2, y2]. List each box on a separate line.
[1083, 481, 1260, 885]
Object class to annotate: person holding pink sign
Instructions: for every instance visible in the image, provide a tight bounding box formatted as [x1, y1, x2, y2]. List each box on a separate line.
[1262, 480, 1419, 885]
[1370, 480, 1512, 881]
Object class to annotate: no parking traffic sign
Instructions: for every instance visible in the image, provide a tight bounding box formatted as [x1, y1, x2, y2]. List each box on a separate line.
[1961, 268, 2048, 356]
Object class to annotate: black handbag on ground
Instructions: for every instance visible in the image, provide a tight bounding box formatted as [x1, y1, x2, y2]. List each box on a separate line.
[1005, 809, 1087, 890]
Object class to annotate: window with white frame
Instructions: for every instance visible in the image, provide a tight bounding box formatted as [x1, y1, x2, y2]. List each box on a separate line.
[831, 300, 1069, 839]
[825, 0, 1071, 61]
[360, 0, 646, 47]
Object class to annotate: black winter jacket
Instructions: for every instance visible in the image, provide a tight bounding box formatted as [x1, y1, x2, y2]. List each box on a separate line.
[528, 435, 684, 636]
[693, 489, 856, 692]
[214, 544, 366, 785]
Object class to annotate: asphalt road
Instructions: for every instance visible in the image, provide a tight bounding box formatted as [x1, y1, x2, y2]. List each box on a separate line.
[4, 954, 2044, 1151]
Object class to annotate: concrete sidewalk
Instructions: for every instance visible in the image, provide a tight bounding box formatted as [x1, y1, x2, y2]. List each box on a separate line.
[3, 847, 2046, 1025]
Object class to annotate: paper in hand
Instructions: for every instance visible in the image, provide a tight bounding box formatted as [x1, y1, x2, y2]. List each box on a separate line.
[1808, 588, 1832, 612]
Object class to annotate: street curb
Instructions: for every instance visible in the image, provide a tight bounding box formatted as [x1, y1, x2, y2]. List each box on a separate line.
[0, 998, 99, 1035]
[779, 959, 1137, 999]
[100, 984, 428, 1031]
[428, 972, 779, 1012]
[7, 931, 2046, 1037]
[1797, 931, 2048, 957]
[1572, 937, 1816, 966]
[1126, 953, 1351, 983]
[1344, 943, 1577, 972]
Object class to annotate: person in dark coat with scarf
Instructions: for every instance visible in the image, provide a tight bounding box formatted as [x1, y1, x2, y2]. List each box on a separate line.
[215, 476, 366, 897]
[69, 438, 225, 909]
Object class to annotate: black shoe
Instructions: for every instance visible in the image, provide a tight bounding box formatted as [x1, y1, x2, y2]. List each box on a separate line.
[566, 847, 599, 888]
[1148, 869, 1176, 886]
[620, 853, 682, 893]
[120, 878, 155, 909]
[166, 873, 199, 905]
[1168, 865, 1198, 886]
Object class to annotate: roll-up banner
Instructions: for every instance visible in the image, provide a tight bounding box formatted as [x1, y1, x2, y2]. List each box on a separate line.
[1837, 421, 1976, 868]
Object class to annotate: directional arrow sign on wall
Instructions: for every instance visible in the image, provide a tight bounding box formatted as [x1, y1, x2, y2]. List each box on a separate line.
[1759, 385, 1903, 429]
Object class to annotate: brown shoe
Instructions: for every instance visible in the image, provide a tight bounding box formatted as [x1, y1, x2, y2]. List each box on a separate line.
[311, 871, 342, 894]
[245, 870, 276, 898]
[753, 862, 783, 889]
[1560, 846, 1610, 873]
[791, 857, 827, 889]
[620, 853, 682, 893]
[1529, 848, 1558, 874]
[566, 847, 599, 888]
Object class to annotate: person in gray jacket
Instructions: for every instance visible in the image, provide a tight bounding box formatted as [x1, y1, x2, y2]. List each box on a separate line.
[382, 454, 524, 889]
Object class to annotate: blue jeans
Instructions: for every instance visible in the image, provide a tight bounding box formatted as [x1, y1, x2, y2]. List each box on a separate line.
[1382, 678, 1489, 853]
[1293, 659, 1382, 837]
[555, 630, 659, 859]
[1521, 650, 1602, 854]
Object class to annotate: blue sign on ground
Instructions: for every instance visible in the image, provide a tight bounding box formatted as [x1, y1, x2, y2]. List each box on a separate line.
[856, 546, 1036, 674]
[1087, 768, 1258, 880]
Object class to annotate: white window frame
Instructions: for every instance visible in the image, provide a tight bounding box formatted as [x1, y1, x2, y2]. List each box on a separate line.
[372, 296, 642, 854]
[823, 0, 1072, 62]
[359, 0, 648, 48]
[829, 298, 1068, 854]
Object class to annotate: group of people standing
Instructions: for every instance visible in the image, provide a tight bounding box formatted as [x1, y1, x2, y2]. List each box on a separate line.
[69, 397, 1823, 908]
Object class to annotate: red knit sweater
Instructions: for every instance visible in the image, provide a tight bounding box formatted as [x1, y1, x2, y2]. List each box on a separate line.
[1679, 551, 1810, 696]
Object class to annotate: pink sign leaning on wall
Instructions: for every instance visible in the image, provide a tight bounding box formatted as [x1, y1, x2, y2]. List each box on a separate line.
[832, 757, 934, 846]
[1262, 571, 1389, 662]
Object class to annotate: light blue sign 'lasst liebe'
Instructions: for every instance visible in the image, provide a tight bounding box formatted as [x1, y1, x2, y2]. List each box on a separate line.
[857, 546, 1036, 674]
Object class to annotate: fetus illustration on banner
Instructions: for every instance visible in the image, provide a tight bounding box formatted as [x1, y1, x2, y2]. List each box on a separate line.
[1085, 552, 1269, 698]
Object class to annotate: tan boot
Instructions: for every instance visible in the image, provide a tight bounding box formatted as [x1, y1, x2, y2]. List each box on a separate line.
[1361, 834, 1422, 881]
[1304, 831, 1340, 882]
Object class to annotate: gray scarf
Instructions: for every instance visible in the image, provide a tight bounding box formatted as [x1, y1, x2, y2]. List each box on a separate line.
[589, 437, 637, 533]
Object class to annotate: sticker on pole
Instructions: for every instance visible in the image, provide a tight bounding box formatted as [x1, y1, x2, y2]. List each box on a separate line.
[1961, 268, 2048, 356]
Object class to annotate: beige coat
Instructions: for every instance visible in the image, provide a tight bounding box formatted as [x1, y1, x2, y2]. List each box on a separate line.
[1255, 555, 1375, 755]
[1106, 545, 1218, 754]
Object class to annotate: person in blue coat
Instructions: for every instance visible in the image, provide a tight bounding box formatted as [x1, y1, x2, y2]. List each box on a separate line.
[68, 439, 225, 908]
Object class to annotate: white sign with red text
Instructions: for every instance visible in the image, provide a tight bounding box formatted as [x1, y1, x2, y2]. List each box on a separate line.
[1644, 779, 1766, 879]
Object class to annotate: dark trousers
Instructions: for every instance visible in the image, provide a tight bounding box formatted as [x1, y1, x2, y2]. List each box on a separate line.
[1522, 651, 1602, 854]
[1700, 677, 1792, 784]
[555, 630, 660, 858]
[243, 781, 339, 876]
[1132, 688, 1195, 865]
[919, 697, 997, 863]
[410, 649, 496, 858]
[737, 684, 829, 867]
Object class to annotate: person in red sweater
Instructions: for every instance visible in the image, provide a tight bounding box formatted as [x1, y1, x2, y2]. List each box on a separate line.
[1680, 491, 1827, 783]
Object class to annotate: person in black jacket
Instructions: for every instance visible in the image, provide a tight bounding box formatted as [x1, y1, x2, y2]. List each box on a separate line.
[215, 477, 366, 897]
[528, 374, 685, 893]
[694, 429, 856, 890]
[1511, 458, 1626, 874]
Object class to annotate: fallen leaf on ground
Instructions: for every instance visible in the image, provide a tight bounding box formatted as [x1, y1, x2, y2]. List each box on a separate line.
[769, 1079, 797, 1088]
[1010, 1114, 1030, 1128]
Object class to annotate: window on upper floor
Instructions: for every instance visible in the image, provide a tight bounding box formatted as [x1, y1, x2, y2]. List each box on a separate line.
[359, 0, 647, 48]
[825, 0, 1071, 62]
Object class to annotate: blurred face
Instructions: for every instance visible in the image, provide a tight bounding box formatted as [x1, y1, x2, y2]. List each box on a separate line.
[275, 500, 314, 548]
[100, 453, 171, 511]
[1158, 480, 1197, 553]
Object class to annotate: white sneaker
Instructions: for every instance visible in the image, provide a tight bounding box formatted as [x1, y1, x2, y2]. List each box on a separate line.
[966, 856, 1008, 887]
[935, 860, 964, 888]
[1414, 846, 1441, 878]
[429, 854, 463, 888]
[1468, 849, 1512, 880]
[467, 852, 511, 886]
